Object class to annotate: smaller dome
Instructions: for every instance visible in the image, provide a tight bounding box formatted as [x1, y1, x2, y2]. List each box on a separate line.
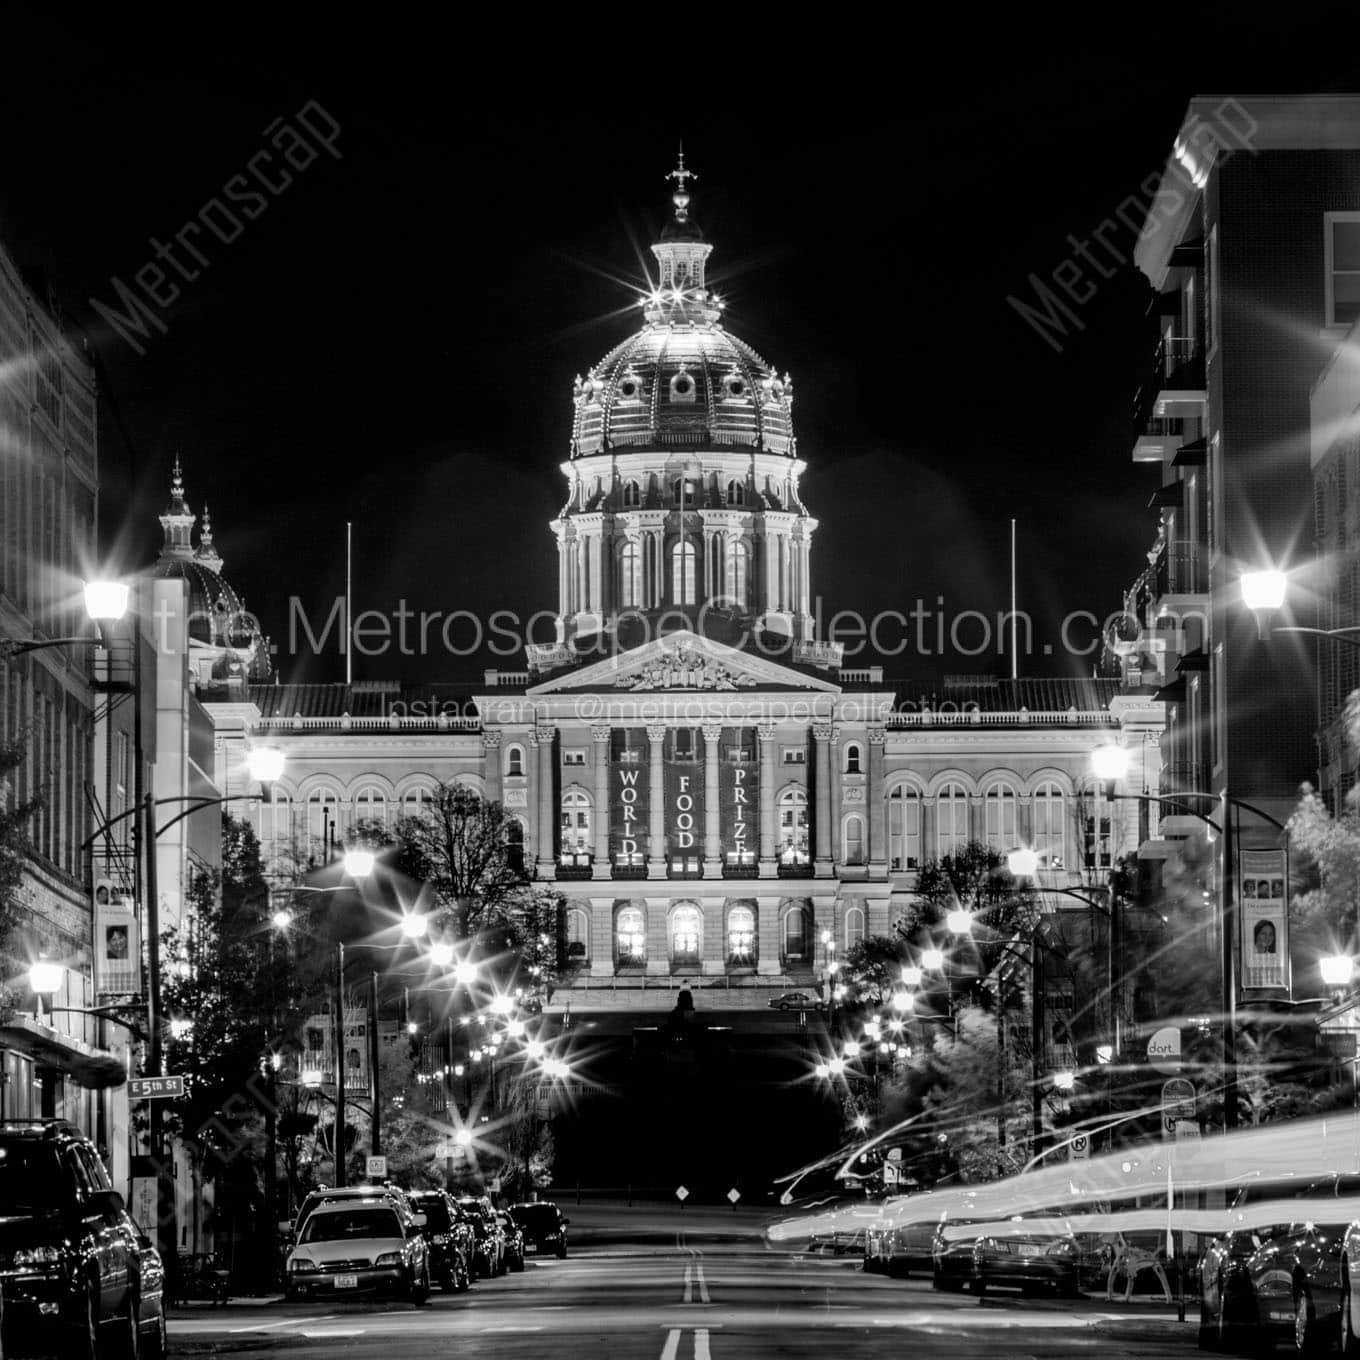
[153, 558, 256, 649]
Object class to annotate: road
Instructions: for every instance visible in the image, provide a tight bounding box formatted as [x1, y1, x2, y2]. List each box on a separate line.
[170, 1227, 1198, 1357]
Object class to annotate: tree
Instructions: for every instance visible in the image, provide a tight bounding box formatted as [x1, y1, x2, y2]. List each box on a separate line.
[908, 841, 1038, 938]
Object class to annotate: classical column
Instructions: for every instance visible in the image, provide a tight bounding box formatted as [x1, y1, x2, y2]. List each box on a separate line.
[647, 724, 667, 879]
[702, 723, 722, 878]
[533, 726, 556, 879]
[591, 725, 611, 879]
[702, 898, 724, 975]
[482, 730, 503, 804]
[758, 725, 778, 877]
[813, 723, 834, 878]
[867, 726, 887, 880]
[756, 893, 780, 976]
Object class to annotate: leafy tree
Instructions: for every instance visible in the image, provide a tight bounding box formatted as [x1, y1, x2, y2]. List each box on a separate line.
[907, 841, 1039, 938]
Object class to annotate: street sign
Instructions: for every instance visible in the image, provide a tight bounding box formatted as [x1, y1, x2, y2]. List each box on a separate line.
[1161, 1077, 1196, 1138]
[1068, 1133, 1090, 1161]
[676, 1185, 689, 1202]
[727, 1188, 741, 1204]
[1147, 1027, 1182, 1074]
[366, 1155, 387, 1180]
[882, 1164, 900, 1186]
[128, 1076, 184, 1100]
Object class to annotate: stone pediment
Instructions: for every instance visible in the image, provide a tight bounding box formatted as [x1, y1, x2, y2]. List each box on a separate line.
[526, 630, 841, 695]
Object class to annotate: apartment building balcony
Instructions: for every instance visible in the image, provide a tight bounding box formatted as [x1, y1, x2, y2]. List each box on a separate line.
[1159, 760, 1209, 796]
[1151, 537, 1206, 601]
[1132, 336, 1207, 440]
[1133, 416, 1184, 464]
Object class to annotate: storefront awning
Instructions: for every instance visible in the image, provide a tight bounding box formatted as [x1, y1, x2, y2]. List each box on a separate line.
[0, 1017, 127, 1090]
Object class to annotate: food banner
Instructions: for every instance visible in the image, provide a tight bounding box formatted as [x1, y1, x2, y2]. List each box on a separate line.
[664, 729, 704, 864]
[1240, 847, 1290, 993]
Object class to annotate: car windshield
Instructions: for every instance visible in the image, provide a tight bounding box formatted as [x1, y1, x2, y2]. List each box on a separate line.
[411, 1197, 450, 1230]
[0, 1144, 62, 1215]
[300, 1208, 401, 1243]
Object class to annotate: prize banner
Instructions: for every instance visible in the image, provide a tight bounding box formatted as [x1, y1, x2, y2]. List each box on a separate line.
[720, 726, 758, 866]
[1240, 847, 1290, 993]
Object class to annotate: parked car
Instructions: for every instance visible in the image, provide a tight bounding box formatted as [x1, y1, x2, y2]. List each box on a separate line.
[932, 1218, 982, 1291]
[0, 1118, 151, 1360]
[1200, 1172, 1360, 1352]
[969, 1215, 1082, 1298]
[455, 1195, 507, 1277]
[767, 991, 822, 1012]
[865, 1218, 938, 1278]
[286, 1195, 430, 1302]
[134, 1230, 169, 1358]
[293, 1183, 414, 1240]
[497, 1211, 526, 1272]
[510, 1201, 570, 1258]
[406, 1189, 474, 1291]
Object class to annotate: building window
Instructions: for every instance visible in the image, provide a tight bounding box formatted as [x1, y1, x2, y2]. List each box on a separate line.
[936, 782, 969, 858]
[619, 541, 642, 607]
[726, 479, 745, 506]
[844, 743, 862, 775]
[1325, 212, 1360, 328]
[401, 786, 435, 820]
[1032, 782, 1065, 869]
[617, 906, 646, 967]
[887, 786, 921, 871]
[566, 908, 589, 962]
[844, 906, 865, 948]
[727, 904, 755, 965]
[671, 539, 697, 605]
[782, 747, 806, 764]
[621, 480, 641, 508]
[671, 904, 701, 966]
[778, 788, 810, 866]
[352, 785, 387, 828]
[563, 749, 587, 766]
[1083, 791, 1113, 870]
[725, 540, 749, 606]
[307, 788, 340, 859]
[560, 788, 591, 860]
[782, 905, 809, 960]
[506, 744, 525, 778]
[263, 789, 292, 862]
[984, 784, 1017, 853]
[843, 815, 865, 865]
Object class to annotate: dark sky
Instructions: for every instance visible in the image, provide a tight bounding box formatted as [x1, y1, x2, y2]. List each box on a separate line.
[4, 12, 1359, 688]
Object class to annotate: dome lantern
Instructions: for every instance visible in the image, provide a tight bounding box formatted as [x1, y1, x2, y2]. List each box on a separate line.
[158, 455, 196, 559]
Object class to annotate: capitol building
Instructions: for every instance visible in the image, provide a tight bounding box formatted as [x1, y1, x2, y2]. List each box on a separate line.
[199, 161, 1161, 1010]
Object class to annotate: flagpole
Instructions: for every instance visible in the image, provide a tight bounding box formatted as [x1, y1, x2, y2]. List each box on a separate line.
[345, 521, 352, 686]
[1010, 518, 1018, 681]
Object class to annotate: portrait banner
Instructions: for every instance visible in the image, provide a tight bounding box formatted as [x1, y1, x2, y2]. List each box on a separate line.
[95, 892, 141, 996]
[1240, 847, 1289, 993]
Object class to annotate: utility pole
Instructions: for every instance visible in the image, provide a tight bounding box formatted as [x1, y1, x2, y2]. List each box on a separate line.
[334, 942, 346, 1186]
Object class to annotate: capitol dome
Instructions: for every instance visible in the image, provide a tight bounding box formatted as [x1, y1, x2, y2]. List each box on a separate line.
[570, 154, 794, 459]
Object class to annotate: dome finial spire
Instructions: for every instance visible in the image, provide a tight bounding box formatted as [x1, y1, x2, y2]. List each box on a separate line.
[171, 453, 184, 500]
[666, 143, 696, 225]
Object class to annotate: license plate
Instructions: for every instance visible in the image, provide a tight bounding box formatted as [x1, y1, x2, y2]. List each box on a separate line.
[334, 1274, 358, 1289]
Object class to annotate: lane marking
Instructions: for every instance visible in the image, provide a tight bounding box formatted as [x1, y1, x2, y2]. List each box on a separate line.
[695, 1329, 712, 1360]
[229, 1314, 334, 1333]
[694, 1262, 710, 1304]
[299, 1330, 366, 1338]
[661, 1328, 681, 1360]
[480, 1324, 546, 1333]
[683, 1262, 693, 1303]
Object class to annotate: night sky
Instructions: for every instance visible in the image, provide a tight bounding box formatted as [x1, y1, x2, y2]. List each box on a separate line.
[4, 13, 1358, 688]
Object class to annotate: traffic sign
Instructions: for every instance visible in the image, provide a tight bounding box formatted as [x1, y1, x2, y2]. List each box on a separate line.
[1067, 1133, 1090, 1161]
[676, 1185, 689, 1202]
[128, 1076, 184, 1100]
[1161, 1077, 1196, 1139]
[882, 1163, 900, 1186]
[366, 1155, 387, 1180]
[727, 1188, 741, 1204]
[1147, 1027, 1182, 1074]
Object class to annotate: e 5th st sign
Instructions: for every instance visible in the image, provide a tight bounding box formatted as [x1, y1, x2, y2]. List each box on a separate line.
[128, 1076, 184, 1100]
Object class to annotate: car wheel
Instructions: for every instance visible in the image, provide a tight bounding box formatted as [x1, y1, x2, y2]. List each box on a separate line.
[117, 1291, 142, 1360]
[1343, 1267, 1359, 1356]
[456, 1255, 471, 1292]
[1294, 1285, 1330, 1355]
[970, 1273, 986, 1298]
[143, 1309, 167, 1360]
[779, 1002, 790, 1011]
[62, 1283, 99, 1360]
[557, 1242, 567, 1259]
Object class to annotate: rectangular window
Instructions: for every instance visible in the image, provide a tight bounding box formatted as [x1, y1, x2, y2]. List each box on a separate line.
[562, 750, 586, 766]
[1213, 642, 1226, 773]
[782, 748, 806, 764]
[1205, 226, 1219, 354]
[1326, 212, 1360, 328]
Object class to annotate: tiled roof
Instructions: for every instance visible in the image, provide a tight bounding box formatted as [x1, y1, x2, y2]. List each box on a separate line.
[897, 677, 1122, 713]
[249, 682, 479, 720]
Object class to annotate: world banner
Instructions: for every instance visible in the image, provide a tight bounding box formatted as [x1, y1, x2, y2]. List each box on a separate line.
[611, 731, 648, 867]
[1240, 847, 1290, 993]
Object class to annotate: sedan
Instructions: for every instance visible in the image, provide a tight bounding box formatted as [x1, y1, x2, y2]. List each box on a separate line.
[510, 1201, 570, 1258]
[970, 1217, 1081, 1298]
[456, 1196, 507, 1278]
[932, 1219, 982, 1292]
[768, 992, 822, 1012]
[497, 1211, 526, 1272]
[286, 1199, 430, 1302]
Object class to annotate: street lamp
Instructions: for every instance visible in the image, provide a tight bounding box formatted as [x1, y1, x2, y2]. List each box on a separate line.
[945, 909, 973, 936]
[1007, 847, 1039, 878]
[901, 964, 923, 988]
[1052, 1069, 1077, 1093]
[1241, 568, 1289, 638]
[245, 745, 287, 787]
[921, 947, 945, 972]
[1321, 954, 1355, 992]
[342, 847, 376, 880]
[28, 960, 63, 1021]
[83, 579, 131, 622]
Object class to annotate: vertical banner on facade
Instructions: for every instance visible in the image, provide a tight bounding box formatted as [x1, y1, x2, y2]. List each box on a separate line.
[95, 889, 141, 996]
[1240, 847, 1290, 993]
[611, 729, 648, 867]
[720, 727, 758, 866]
[665, 728, 704, 865]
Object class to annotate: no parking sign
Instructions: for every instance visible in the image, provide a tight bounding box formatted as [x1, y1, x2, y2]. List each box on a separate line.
[1068, 1133, 1090, 1161]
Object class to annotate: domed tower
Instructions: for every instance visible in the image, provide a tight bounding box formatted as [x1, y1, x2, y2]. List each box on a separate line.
[552, 154, 817, 651]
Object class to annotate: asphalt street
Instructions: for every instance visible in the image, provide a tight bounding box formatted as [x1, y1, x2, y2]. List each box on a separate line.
[168, 1224, 1198, 1358]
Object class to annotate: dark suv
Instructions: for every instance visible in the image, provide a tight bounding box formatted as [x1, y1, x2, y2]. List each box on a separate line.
[0, 1118, 164, 1360]
[406, 1190, 474, 1290]
[455, 1195, 507, 1277]
[509, 1201, 569, 1258]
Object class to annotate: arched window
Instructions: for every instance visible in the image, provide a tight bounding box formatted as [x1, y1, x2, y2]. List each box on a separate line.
[262, 789, 292, 863]
[671, 539, 696, 605]
[616, 906, 646, 966]
[506, 745, 525, 778]
[621, 480, 641, 508]
[306, 788, 340, 859]
[984, 783, 1017, 852]
[887, 786, 921, 871]
[1082, 786, 1113, 870]
[844, 906, 866, 948]
[504, 818, 526, 874]
[844, 743, 862, 775]
[726, 479, 745, 506]
[725, 540, 749, 606]
[619, 541, 641, 607]
[1032, 782, 1066, 869]
[671, 904, 701, 966]
[352, 785, 387, 828]
[782, 905, 809, 961]
[401, 786, 435, 820]
[843, 815, 865, 865]
[566, 908, 590, 962]
[727, 905, 755, 965]
[936, 782, 969, 858]
[560, 788, 591, 862]
[778, 788, 810, 866]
